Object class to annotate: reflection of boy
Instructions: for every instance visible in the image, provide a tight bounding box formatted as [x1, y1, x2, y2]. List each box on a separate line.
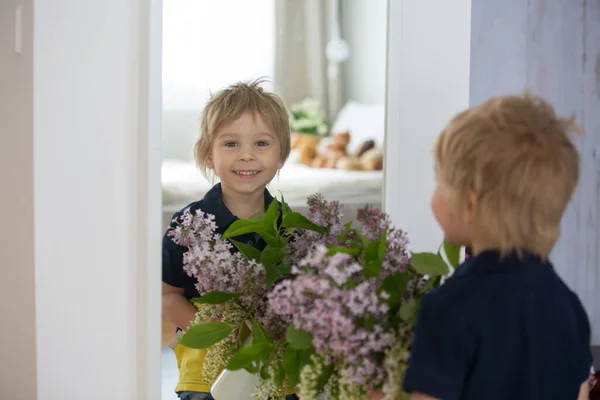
[162, 79, 298, 400]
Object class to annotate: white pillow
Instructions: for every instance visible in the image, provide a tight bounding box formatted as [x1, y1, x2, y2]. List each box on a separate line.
[330, 101, 385, 152]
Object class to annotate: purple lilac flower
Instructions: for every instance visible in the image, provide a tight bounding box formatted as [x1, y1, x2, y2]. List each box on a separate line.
[169, 208, 289, 340]
[356, 205, 412, 278]
[269, 250, 397, 386]
[287, 194, 345, 265]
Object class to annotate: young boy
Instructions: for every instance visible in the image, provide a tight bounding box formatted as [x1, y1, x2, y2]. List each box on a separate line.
[375, 93, 593, 400]
[162, 79, 298, 400]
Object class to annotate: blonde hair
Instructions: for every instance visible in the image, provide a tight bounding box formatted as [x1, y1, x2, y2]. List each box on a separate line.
[194, 78, 291, 179]
[434, 92, 581, 258]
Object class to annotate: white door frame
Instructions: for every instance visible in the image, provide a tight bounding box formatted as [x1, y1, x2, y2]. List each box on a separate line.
[137, 0, 164, 398]
[383, 0, 472, 252]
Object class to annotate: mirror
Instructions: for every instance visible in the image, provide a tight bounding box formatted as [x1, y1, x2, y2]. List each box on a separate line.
[160, 1, 388, 398]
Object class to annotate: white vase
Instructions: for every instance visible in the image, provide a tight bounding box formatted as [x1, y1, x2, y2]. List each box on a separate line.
[210, 321, 260, 400]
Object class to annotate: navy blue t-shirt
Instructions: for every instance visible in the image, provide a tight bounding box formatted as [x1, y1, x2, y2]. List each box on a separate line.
[162, 183, 275, 300]
[403, 249, 592, 400]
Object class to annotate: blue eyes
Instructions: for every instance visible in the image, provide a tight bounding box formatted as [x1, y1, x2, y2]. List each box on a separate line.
[224, 141, 269, 148]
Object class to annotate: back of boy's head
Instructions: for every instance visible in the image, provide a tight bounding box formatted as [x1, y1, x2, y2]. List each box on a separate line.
[194, 78, 291, 179]
[434, 92, 581, 258]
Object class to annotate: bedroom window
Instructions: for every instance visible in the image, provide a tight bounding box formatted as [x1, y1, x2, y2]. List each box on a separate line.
[162, 0, 275, 111]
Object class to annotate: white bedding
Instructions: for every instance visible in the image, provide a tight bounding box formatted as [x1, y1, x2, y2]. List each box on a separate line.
[161, 159, 383, 211]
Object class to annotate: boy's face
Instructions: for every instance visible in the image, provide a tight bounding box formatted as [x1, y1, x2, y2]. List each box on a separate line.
[209, 111, 282, 197]
[431, 173, 472, 247]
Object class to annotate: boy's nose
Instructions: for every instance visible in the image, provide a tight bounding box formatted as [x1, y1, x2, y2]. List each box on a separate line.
[238, 146, 256, 161]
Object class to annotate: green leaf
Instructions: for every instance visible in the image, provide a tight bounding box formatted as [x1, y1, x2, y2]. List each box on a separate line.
[283, 212, 327, 233]
[363, 239, 378, 263]
[364, 234, 387, 264]
[380, 271, 412, 310]
[261, 246, 291, 287]
[344, 276, 358, 289]
[283, 346, 314, 388]
[336, 221, 354, 241]
[180, 322, 234, 349]
[280, 194, 293, 217]
[411, 252, 450, 277]
[222, 219, 265, 239]
[229, 239, 261, 261]
[264, 199, 281, 233]
[286, 325, 314, 350]
[443, 241, 461, 268]
[420, 276, 441, 293]
[315, 363, 334, 393]
[363, 260, 382, 278]
[244, 363, 259, 374]
[260, 231, 280, 247]
[260, 244, 279, 267]
[399, 299, 419, 324]
[261, 245, 280, 287]
[283, 347, 301, 387]
[362, 234, 386, 278]
[273, 360, 286, 387]
[189, 291, 242, 305]
[267, 261, 292, 288]
[326, 245, 360, 256]
[251, 318, 271, 345]
[225, 343, 273, 370]
[259, 363, 271, 380]
[378, 233, 387, 261]
[298, 347, 315, 366]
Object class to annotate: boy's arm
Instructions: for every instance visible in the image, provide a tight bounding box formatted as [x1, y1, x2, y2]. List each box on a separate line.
[161, 215, 200, 330]
[162, 282, 197, 330]
[577, 380, 590, 400]
[162, 215, 219, 330]
[367, 390, 438, 400]
[409, 393, 439, 400]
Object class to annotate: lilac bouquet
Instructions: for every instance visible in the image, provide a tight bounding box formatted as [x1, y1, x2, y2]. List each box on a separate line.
[169, 194, 459, 400]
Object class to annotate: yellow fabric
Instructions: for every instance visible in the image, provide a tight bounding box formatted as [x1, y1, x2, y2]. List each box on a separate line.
[173, 323, 296, 395]
[173, 344, 213, 393]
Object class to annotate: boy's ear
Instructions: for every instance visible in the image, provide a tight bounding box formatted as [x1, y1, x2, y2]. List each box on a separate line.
[467, 190, 477, 208]
[464, 190, 478, 222]
[207, 157, 214, 169]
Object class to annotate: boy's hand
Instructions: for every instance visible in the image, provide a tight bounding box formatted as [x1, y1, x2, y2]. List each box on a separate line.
[367, 389, 385, 400]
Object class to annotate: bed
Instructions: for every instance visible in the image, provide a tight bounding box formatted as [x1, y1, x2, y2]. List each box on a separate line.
[162, 159, 383, 210]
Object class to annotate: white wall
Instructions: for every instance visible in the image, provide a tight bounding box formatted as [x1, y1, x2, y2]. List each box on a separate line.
[0, 0, 162, 398]
[341, 0, 388, 105]
[470, 0, 600, 345]
[0, 1, 37, 399]
[384, 0, 472, 252]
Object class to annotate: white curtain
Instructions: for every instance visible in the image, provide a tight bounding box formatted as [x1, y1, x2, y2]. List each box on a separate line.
[162, 0, 275, 110]
[274, 0, 344, 121]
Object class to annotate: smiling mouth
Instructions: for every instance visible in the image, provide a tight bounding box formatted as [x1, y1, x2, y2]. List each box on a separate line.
[233, 170, 260, 176]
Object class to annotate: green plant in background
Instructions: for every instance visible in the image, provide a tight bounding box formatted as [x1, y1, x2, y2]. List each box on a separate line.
[289, 98, 329, 136]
